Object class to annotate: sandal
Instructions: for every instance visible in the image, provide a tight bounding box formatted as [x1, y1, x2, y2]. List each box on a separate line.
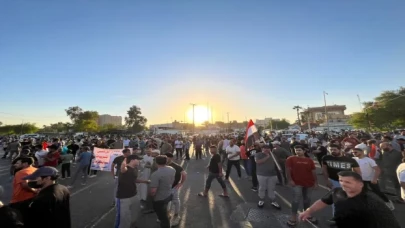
[198, 193, 207, 197]
[287, 219, 297, 226]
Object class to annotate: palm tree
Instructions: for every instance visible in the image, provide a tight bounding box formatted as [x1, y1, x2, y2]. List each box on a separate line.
[293, 106, 302, 130]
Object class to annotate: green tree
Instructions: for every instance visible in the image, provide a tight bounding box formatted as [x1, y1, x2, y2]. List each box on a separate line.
[267, 119, 290, 130]
[125, 105, 147, 133]
[65, 107, 99, 132]
[349, 87, 405, 130]
[0, 123, 39, 134]
[98, 123, 120, 132]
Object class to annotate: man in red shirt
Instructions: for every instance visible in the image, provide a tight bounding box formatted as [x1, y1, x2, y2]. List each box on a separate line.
[43, 145, 60, 168]
[285, 145, 318, 226]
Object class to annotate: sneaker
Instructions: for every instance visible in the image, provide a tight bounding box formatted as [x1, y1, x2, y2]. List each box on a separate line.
[386, 200, 395, 211]
[67, 185, 73, 189]
[81, 183, 86, 185]
[251, 187, 258, 192]
[271, 201, 281, 209]
[171, 215, 181, 226]
[89, 175, 96, 178]
[257, 200, 265, 208]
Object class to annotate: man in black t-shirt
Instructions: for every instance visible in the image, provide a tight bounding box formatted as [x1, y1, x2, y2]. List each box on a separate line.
[198, 145, 228, 197]
[322, 144, 361, 223]
[111, 149, 132, 206]
[166, 153, 187, 226]
[115, 155, 149, 228]
[299, 171, 401, 228]
[23, 166, 71, 228]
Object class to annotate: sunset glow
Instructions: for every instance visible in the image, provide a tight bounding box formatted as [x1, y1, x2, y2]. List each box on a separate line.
[187, 106, 211, 124]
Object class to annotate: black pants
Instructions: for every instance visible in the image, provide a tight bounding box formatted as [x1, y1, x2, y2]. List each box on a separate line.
[185, 148, 190, 160]
[175, 148, 183, 159]
[61, 163, 71, 178]
[276, 164, 287, 185]
[87, 161, 97, 175]
[195, 148, 202, 160]
[225, 160, 241, 179]
[249, 156, 258, 188]
[363, 181, 389, 202]
[205, 172, 226, 190]
[153, 196, 172, 228]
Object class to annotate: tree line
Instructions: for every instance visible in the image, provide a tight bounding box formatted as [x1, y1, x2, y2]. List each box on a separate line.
[348, 87, 405, 131]
[0, 105, 148, 135]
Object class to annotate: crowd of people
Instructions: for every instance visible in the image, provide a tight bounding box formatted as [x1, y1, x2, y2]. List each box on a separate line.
[0, 129, 404, 228]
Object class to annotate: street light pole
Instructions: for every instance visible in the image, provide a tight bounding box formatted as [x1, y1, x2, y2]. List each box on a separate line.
[226, 112, 229, 133]
[323, 91, 330, 132]
[190, 103, 196, 133]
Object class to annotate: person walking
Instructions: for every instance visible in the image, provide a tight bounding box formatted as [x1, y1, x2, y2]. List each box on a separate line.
[67, 146, 93, 188]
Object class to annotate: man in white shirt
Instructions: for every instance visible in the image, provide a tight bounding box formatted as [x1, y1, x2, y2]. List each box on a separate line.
[224, 139, 241, 181]
[397, 157, 405, 202]
[174, 138, 183, 160]
[34, 144, 48, 167]
[352, 148, 394, 210]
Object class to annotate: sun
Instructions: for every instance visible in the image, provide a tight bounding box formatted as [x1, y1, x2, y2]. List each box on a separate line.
[187, 106, 211, 124]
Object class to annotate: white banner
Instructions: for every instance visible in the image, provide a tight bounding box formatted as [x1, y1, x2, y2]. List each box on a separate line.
[90, 147, 132, 171]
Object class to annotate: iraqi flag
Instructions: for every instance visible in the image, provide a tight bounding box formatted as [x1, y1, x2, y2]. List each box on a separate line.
[244, 120, 261, 150]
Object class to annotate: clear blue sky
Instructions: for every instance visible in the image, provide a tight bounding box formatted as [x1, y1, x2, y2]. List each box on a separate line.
[1, 1, 404, 126]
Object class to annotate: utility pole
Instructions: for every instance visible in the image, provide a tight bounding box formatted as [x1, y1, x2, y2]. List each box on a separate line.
[190, 103, 196, 133]
[227, 112, 230, 133]
[323, 91, 330, 132]
[307, 105, 311, 131]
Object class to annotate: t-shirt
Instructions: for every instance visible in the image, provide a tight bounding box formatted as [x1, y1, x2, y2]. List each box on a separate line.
[26, 184, 71, 228]
[116, 166, 138, 199]
[254, 152, 277, 177]
[321, 188, 401, 228]
[113, 156, 125, 176]
[285, 156, 315, 187]
[168, 162, 184, 188]
[353, 157, 377, 181]
[226, 145, 240, 161]
[11, 166, 37, 203]
[208, 154, 221, 174]
[150, 166, 175, 201]
[35, 150, 48, 166]
[174, 140, 183, 149]
[397, 163, 405, 200]
[78, 151, 93, 166]
[322, 155, 359, 181]
[43, 152, 60, 167]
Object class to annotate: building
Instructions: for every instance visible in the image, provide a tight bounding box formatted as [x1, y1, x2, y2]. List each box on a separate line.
[98, 114, 122, 126]
[255, 118, 280, 128]
[301, 105, 352, 130]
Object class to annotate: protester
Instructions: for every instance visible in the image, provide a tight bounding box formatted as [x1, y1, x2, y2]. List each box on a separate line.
[23, 166, 71, 228]
[299, 171, 401, 228]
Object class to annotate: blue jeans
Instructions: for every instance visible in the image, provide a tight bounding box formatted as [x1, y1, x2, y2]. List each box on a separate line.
[242, 159, 252, 176]
[291, 186, 313, 215]
[329, 178, 341, 216]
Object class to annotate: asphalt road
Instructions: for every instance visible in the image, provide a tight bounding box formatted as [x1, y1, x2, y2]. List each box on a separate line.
[0, 148, 404, 228]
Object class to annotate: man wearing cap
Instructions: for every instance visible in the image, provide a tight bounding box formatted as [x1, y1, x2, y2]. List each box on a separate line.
[271, 141, 291, 185]
[23, 166, 71, 228]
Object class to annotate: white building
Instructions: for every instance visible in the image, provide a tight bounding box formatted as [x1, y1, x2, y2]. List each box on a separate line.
[255, 118, 280, 128]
